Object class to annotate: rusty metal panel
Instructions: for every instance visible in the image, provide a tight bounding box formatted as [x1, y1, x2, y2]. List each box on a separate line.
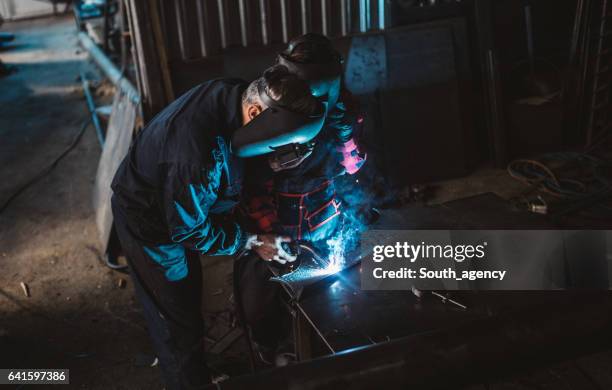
[344, 33, 387, 94]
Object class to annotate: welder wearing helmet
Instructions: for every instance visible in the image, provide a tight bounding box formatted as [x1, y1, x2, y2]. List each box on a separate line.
[236, 33, 367, 364]
[110, 65, 324, 389]
[243, 33, 367, 242]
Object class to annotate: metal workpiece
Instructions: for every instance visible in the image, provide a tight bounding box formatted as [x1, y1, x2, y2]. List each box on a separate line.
[270, 242, 366, 300]
[269, 244, 372, 359]
[208, 293, 612, 390]
[270, 255, 329, 299]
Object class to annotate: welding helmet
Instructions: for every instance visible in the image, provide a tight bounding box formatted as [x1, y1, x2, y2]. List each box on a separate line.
[231, 66, 326, 164]
[277, 33, 344, 112]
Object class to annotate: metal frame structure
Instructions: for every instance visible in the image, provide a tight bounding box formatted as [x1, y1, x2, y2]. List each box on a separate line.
[203, 292, 612, 390]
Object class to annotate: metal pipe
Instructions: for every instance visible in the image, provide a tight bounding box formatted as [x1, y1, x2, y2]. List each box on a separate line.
[359, 0, 370, 33]
[346, 0, 352, 34]
[238, 0, 248, 47]
[118, 0, 128, 73]
[216, 0, 228, 48]
[377, 0, 385, 30]
[366, 0, 371, 31]
[77, 32, 140, 104]
[280, 0, 289, 42]
[102, 0, 110, 54]
[81, 72, 105, 147]
[340, 0, 348, 35]
[207, 293, 612, 390]
[321, 0, 328, 36]
[174, 0, 188, 59]
[259, 0, 270, 45]
[195, 0, 208, 57]
[300, 0, 310, 34]
[124, 0, 146, 120]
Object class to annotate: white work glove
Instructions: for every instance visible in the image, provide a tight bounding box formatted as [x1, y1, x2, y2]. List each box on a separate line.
[249, 234, 297, 264]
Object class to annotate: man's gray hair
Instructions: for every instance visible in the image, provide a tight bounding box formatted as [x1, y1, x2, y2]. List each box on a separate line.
[242, 65, 319, 115]
[242, 77, 266, 107]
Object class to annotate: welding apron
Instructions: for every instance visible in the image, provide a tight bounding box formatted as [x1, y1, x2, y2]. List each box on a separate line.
[276, 180, 341, 243]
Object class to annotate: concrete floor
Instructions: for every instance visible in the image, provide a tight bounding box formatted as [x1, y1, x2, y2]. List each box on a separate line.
[0, 15, 162, 389]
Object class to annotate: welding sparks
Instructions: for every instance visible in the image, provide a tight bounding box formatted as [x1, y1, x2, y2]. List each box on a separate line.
[272, 202, 370, 290]
[324, 236, 345, 274]
[323, 215, 364, 275]
[320, 197, 376, 276]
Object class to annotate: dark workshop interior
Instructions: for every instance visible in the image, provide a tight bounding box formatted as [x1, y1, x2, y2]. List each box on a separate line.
[1, 0, 612, 389]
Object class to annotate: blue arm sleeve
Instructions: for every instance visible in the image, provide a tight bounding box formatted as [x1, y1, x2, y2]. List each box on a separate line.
[162, 162, 243, 256]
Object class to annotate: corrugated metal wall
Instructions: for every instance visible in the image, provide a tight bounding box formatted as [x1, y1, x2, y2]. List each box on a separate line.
[125, 0, 389, 118]
[158, 0, 387, 61]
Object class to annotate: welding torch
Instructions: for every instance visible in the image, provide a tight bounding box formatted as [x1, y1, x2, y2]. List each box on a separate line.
[282, 240, 331, 269]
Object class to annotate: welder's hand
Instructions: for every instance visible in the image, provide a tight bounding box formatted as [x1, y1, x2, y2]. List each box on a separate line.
[337, 138, 366, 175]
[252, 235, 297, 264]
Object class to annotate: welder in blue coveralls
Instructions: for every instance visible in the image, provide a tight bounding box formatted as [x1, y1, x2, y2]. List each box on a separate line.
[237, 33, 367, 364]
[110, 65, 326, 389]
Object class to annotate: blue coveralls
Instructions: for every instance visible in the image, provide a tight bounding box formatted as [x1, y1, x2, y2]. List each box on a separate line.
[111, 79, 246, 389]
